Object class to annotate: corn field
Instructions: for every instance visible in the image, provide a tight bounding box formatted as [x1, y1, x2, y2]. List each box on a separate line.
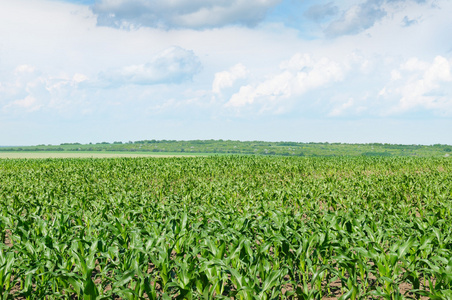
[1, 156, 451, 299]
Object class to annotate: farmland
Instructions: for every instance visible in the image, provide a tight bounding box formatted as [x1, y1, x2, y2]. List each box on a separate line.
[1, 140, 451, 157]
[1, 156, 452, 299]
[0, 152, 205, 159]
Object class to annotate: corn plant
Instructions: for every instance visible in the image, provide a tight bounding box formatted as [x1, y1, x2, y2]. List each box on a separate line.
[0, 156, 451, 298]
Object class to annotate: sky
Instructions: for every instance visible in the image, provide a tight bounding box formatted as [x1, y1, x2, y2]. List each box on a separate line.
[1, 0, 451, 145]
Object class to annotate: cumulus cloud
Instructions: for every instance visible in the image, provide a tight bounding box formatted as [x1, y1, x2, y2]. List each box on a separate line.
[92, 0, 282, 30]
[1, 65, 43, 112]
[1, 47, 201, 115]
[212, 64, 248, 94]
[5, 95, 41, 112]
[102, 46, 201, 85]
[381, 56, 452, 114]
[225, 53, 345, 112]
[401, 57, 429, 71]
[14, 65, 36, 75]
[1, 64, 90, 113]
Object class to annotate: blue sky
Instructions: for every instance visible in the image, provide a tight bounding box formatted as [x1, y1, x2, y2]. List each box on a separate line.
[1, 0, 451, 145]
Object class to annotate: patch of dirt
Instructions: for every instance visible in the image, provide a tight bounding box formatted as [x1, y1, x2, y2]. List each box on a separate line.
[3, 229, 13, 247]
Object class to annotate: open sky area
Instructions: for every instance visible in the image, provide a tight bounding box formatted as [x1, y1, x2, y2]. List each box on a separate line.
[1, 0, 451, 145]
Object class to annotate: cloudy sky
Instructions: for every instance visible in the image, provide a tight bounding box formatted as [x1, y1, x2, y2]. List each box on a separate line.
[1, 0, 451, 145]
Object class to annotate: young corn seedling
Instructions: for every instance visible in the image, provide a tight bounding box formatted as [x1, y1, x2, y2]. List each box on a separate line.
[0, 250, 15, 297]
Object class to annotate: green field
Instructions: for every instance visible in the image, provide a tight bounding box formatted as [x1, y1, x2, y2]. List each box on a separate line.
[1, 156, 452, 299]
[0, 152, 208, 159]
[2, 139, 451, 157]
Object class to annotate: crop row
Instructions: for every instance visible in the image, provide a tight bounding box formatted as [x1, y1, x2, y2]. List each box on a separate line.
[1, 156, 451, 299]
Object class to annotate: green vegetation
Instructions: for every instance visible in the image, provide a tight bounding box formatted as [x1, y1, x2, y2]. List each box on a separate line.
[1, 140, 451, 157]
[1, 156, 452, 299]
[0, 152, 209, 159]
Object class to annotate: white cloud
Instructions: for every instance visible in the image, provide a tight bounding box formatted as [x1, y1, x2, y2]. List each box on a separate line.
[329, 98, 355, 116]
[423, 56, 452, 82]
[381, 56, 452, 114]
[212, 63, 248, 94]
[14, 65, 36, 75]
[399, 56, 452, 110]
[227, 71, 293, 108]
[1, 64, 91, 114]
[0, 65, 41, 108]
[92, 0, 282, 30]
[101, 46, 202, 85]
[225, 53, 345, 112]
[391, 70, 401, 80]
[73, 73, 89, 83]
[401, 57, 430, 71]
[5, 95, 41, 112]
